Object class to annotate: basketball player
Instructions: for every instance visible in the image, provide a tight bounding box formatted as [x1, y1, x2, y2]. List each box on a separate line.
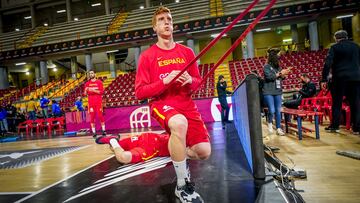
[84, 70, 106, 138]
[96, 132, 204, 164]
[96, 133, 170, 164]
[135, 6, 210, 203]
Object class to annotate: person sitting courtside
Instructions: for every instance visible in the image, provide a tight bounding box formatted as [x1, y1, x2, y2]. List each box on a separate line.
[283, 74, 316, 109]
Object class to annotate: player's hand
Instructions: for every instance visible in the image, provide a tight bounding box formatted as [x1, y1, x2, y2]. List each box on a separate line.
[163, 70, 181, 85]
[177, 71, 193, 86]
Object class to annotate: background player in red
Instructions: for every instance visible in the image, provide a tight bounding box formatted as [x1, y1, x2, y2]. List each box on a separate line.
[96, 133, 170, 164]
[84, 70, 106, 137]
[135, 6, 210, 203]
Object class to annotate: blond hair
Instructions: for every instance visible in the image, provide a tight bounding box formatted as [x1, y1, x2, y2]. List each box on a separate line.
[152, 6, 171, 27]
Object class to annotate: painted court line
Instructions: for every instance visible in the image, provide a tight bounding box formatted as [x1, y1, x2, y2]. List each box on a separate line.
[14, 155, 115, 203]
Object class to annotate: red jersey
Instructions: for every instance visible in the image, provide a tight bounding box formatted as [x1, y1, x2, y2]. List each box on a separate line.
[119, 133, 170, 160]
[135, 43, 202, 111]
[84, 79, 104, 105]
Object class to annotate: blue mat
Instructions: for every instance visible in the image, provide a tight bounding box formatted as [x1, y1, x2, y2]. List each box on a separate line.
[64, 131, 77, 137]
[0, 136, 20, 143]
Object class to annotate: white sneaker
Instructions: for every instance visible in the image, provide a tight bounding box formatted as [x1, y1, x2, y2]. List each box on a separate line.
[268, 123, 274, 134]
[276, 128, 285, 136]
[175, 180, 204, 203]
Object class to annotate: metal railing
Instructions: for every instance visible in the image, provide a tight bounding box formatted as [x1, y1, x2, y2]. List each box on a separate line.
[13, 22, 47, 49]
[50, 74, 86, 99]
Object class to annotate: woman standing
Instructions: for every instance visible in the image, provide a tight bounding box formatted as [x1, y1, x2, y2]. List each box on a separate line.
[263, 48, 291, 135]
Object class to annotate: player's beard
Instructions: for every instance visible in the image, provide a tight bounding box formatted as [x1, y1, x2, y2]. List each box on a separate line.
[89, 75, 95, 80]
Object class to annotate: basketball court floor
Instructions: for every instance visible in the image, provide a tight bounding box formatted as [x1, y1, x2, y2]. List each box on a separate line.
[0, 122, 285, 203]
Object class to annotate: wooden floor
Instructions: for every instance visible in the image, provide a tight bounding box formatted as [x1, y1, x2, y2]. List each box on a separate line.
[0, 124, 282, 203]
[263, 120, 360, 203]
[0, 130, 164, 193]
[0, 136, 112, 192]
[1, 121, 359, 202]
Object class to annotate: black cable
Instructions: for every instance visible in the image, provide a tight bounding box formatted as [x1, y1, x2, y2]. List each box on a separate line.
[264, 152, 306, 203]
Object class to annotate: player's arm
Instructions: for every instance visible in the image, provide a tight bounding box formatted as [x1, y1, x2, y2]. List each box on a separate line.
[186, 49, 202, 90]
[109, 138, 132, 164]
[113, 147, 132, 164]
[135, 55, 166, 100]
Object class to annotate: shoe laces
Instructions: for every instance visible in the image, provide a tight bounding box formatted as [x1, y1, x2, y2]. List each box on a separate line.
[183, 179, 195, 194]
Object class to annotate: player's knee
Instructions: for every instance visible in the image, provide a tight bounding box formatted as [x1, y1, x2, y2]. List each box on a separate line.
[195, 145, 211, 160]
[175, 121, 188, 136]
[169, 115, 188, 136]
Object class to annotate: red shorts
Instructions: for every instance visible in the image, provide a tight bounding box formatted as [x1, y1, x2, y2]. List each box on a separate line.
[88, 103, 104, 123]
[88, 102, 103, 113]
[119, 133, 170, 163]
[150, 104, 210, 147]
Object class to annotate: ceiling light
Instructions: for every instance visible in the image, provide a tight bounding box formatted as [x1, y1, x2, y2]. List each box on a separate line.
[256, 28, 271, 32]
[175, 0, 180, 2]
[15, 62, 26, 66]
[336, 14, 354, 19]
[44, 23, 48, 26]
[24, 16, 31, 19]
[282, 38, 292, 42]
[106, 50, 118, 53]
[139, 5, 144, 9]
[74, 17, 79, 21]
[91, 3, 101, 7]
[26, 72, 30, 75]
[53, 68, 57, 72]
[15, 28, 20, 31]
[210, 33, 227, 38]
[48, 64, 56, 69]
[57, 10, 66, 13]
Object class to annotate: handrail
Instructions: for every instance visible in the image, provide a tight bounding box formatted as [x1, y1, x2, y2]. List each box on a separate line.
[106, 9, 123, 34]
[14, 22, 47, 49]
[50, 75, 86, 99]
[42, 71, 72, 96]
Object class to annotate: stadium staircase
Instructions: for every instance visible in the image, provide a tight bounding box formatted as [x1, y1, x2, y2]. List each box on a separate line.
[17, 26, 48, 49]
[210, 0, 224, 17]
[214, 63, 232, 96]
[107, 12, 129, 34]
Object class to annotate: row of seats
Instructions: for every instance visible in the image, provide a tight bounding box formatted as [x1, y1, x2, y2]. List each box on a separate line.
[222, 0, 319, 16]
[24, 50, 328, 111]
[2, 0, 210, 52]
[59, 73, 113, 109]
[229, 50, 327, 90]
[18, 117, 65, 137]
[120, 0, 210, 33]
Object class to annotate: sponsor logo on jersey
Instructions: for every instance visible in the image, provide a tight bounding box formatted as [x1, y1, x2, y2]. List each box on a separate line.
[158, 57, 185, 67]
[162, 105, 174, 112]
[159, 73, 169, 80]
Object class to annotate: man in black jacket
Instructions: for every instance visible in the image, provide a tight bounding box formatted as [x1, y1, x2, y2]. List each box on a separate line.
[283, 74, 316, 109]
[6, 104, 17, 132]
[322, 30, 360, 134]
[216, 75, 232, 129]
